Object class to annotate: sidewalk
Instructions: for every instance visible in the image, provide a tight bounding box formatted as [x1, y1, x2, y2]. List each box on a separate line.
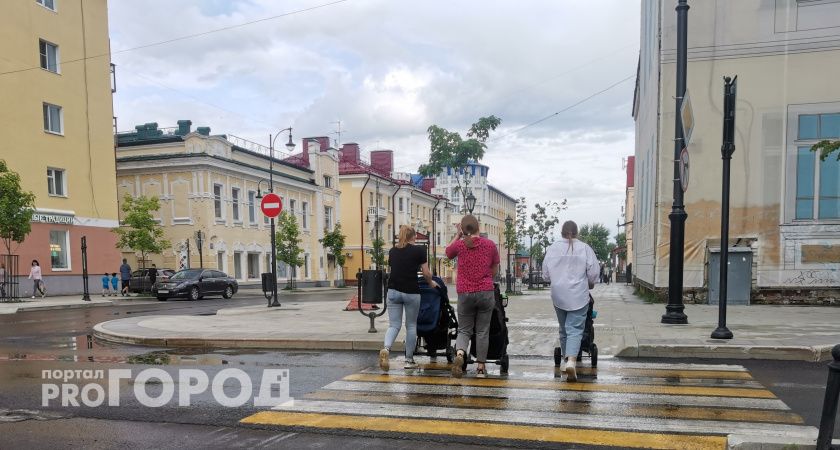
[93, 284, 840, 361]
[0, 295, 114, 314]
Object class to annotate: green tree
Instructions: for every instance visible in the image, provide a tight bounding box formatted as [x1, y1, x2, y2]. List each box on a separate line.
[0, 160, 36, 255]
[275, 211, 303, 289]
[578, 223, 611, 261]
[113, 195, 170, 269]
[370, 236, 386, 269]
[812, 140, 840, 161]
[319, 222, 347, 285]
[418, 116, 501, 208]
[615, 232, 627, 260]
[515, 196, 528, 243]
[530, 201, 567, 270]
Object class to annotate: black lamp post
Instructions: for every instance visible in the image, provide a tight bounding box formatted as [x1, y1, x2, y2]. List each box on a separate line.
[527, 226, 535, 289]
[504, 215, 513, 294]
[263, 128, 295, 307]
[194, 230, 204, 269]
[465, 191, 477, 215]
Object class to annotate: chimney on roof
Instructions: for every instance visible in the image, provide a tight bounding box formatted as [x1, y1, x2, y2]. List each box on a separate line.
[196, 126, 211, 136]
[302, 136, 331, 152]
[176, 120, 192, 136]
[370, 150, 394, 175]
[422, 178, 436, 193]
[340, 143, 360, 164]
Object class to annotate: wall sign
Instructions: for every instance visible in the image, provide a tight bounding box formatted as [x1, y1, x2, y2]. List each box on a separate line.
[31, 213, 74, 225]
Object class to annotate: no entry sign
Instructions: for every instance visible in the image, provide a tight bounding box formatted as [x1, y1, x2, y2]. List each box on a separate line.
[260, 193, 283, 218]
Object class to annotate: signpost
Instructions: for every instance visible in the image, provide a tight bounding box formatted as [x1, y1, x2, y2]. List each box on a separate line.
[261, 192, 282, 307]
[680, 89, 695, 146]
[679, 147, 690, 192]
[260, 193, 283, 218]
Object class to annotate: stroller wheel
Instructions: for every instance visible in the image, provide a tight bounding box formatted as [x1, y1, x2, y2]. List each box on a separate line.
[500, 354, 509, 375]
[445, 345, 454, 363]
[591, 343, 598, 368]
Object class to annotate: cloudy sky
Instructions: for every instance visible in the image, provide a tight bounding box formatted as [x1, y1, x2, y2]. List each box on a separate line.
[109, 0, 640, 240]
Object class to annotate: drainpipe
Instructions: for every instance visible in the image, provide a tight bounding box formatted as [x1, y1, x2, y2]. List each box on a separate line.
[391, 183, 405, 247]
[432, 197, 442, 276]
[359, 174, 371, 272]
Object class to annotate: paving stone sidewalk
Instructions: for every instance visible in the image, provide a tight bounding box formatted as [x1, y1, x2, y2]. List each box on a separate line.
[93, 284, 840, 361]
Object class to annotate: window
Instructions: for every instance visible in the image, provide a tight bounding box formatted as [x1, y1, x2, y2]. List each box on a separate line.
[47, 168, 65, 196]
[213, 184, 223, 219]
[36, 0, 56, 11]
[233, 252, 242, 279]
[247, 253, 260, 279]
[302, 201, 308, 228]
[399, 198, 404, 212]
[39, 40, 59, 73]
[231, 188, 240, 222]
[304, 254, 310, 279]
[323, 175, 332, 188]
[369, 192, 374, 206]
[289, 199, 296, 217]
[42, 103, 62, 134]
[216, 252, 225, 272]
[795, 113, 840, 219]
[248, 191, 256, 224]
[49, 230, 69, 270]
[324, 206, 333, 231]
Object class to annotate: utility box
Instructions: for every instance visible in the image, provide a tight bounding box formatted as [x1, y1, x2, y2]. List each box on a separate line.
[708, 247, 752, 306]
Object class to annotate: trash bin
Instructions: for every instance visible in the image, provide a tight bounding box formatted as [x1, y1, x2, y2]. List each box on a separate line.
[360, 270, 384, 304]
[261, 272, 275, 294]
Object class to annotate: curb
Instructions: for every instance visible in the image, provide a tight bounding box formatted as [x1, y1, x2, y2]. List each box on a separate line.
[92, 322, 404, 352]
[1, 301, 116, 314]
[616, 343, 836, 362]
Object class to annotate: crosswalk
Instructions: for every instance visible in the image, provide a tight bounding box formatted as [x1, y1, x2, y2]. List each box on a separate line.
[241, 357, 817, 449]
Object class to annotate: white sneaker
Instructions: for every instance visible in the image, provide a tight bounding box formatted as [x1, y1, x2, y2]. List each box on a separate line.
[554, 360, 566, 378]
[565, 364, 578, 382]
[404, 359, 418, 370]
[451, 351, 465, 378]
[378, 349, 389, 372]
[31, 296, 35, 299]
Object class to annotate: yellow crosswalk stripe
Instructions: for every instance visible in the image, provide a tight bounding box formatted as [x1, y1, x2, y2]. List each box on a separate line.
[241, 410, 728, 450]
[343, 373, 778, 399]
[419, 362, 754, 380]
[304, 389, 803, 424]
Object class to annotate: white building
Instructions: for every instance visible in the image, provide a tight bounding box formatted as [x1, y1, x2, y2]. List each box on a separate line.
[633, 0, 840, 304]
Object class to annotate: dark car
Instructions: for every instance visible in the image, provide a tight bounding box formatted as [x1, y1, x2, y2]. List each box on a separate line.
[129, 268, 175, 293]
[154, 269, 238, 301]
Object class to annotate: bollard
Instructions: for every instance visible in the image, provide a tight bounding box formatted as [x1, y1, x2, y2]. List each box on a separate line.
[357, 269, 387, 333]
[817, 344, 840, 450]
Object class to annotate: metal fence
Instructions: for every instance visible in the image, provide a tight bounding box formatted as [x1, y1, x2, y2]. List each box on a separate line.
[0, 254, 21, 302]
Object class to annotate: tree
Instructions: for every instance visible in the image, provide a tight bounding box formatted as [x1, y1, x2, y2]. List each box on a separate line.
[812, 140, 840, 161]
[275, 211, 303, 289]
[515, 196, 528, 243]
[319, 222, 347, 285]
[615, 232, 627, 260]
[578, 223, 611, 261]
[113, 195, 169, 269]
[0, 160, 36, 255]
[370, 236, 386, 269]
[530, 201, 567, 270]
[418, 116, 501, 207]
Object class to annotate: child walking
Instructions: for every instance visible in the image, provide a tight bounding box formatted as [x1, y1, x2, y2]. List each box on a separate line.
[110, 273, 119, 297]
[101, 273, 111, 296]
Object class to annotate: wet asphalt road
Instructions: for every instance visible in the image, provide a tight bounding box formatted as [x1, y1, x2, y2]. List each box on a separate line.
[0, 292, 837, 448]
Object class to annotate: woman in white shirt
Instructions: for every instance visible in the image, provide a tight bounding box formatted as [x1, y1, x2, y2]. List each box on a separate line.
[541, 221, 599, 381]
[28, 259, 45, 299]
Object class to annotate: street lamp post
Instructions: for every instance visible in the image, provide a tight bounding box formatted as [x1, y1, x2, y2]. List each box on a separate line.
[505, 215, 513, 294]
[465, 191, 477, 215]
[264, 128, 295, 307]
[194, 230, 204, 268]
[528, 227, 535, 289]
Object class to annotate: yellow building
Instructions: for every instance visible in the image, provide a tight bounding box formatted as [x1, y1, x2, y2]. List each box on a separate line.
[0, 0, 119, 295]
[337, 145, 455, 283]
[115, 123, 341, 287]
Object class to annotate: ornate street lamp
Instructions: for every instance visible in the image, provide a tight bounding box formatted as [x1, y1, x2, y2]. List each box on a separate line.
[465, 192, 477, 215]
[264, 128, 295, 307]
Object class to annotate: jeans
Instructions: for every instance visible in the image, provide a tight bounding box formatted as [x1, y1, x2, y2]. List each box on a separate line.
[383, 289, 421, 359]
[554, 304, 588, 358]
[455, 291, 495, 362]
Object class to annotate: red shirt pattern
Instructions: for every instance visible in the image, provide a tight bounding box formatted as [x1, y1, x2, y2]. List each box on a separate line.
[446, 237, 500, 293]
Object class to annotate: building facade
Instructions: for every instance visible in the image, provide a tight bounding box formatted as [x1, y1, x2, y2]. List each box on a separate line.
[633, 0, 840, 304]
[624, 155, 635, 277]
[0, 0, 119, 295]
[337, 145, 456, 283]
[115, 122, 341, 287]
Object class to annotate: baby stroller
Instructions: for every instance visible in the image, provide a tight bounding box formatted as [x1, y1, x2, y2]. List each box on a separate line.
[416, 276, 458, 363]
[463, 282, 510, 374]
[554, 294, 598, 368]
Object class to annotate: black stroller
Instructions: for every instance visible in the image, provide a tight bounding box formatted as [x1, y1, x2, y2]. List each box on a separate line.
[463, 282, 510, 374]
[554, 294, 598, 368]
[416, 276, 458, 363]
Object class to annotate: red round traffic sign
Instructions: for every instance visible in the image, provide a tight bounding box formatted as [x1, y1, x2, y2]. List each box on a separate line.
[260, 193, 283, 218]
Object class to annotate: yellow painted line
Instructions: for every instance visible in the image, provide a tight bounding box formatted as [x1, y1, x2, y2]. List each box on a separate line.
[305, 390, 803, 424]
[344, 373, 777, 399]
[419, 363, 754, 380]
[241, 411, 727, 450]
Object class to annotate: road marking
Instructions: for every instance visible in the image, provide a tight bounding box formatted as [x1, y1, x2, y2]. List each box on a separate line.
[241, 411, 728, 450]
[304, 389, 803, 424]
[344, 373, 777, 398]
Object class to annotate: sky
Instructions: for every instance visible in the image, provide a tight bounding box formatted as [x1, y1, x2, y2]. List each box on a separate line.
[109, 0, 641, 241]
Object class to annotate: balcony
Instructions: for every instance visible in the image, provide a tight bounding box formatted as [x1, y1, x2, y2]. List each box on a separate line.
[367, 206, 387, 221]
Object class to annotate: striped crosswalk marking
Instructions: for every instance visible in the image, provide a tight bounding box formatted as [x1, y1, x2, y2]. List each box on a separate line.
[241, 358, 817, 449]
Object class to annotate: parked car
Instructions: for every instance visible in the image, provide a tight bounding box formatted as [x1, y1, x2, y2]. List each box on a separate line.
[129, 268, 175, 293]
[154, 269, 238, 301]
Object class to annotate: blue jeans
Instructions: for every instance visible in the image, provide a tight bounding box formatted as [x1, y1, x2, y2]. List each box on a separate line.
[554, 304, 588, 358]
[384, 289, 421, 359]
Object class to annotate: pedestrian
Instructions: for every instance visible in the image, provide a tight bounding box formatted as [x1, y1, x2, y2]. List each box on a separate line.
[599, 262, 605, 284]
[148, 264, 157, 293]
[379, 226, 438, 371]
[119, 258, 132, 296]
[110, 273, 119, 297]
[446, 215, 500, 378]
[626, 263, 633, 286]
[542, 220, 598, 381]
[607, 266, 613, 285]
[0, 262, 6, 299]
[28, 259, 46, 299]
[101, 273, 111, 296]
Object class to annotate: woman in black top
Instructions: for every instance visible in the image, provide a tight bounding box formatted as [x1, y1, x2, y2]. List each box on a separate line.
[379, 226, 438, 371]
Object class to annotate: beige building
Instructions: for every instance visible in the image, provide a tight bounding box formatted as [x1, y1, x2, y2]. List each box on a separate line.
[115, 122, 341, 287]
[633, 0, 840, 304]
[0, 0, 119, 295]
